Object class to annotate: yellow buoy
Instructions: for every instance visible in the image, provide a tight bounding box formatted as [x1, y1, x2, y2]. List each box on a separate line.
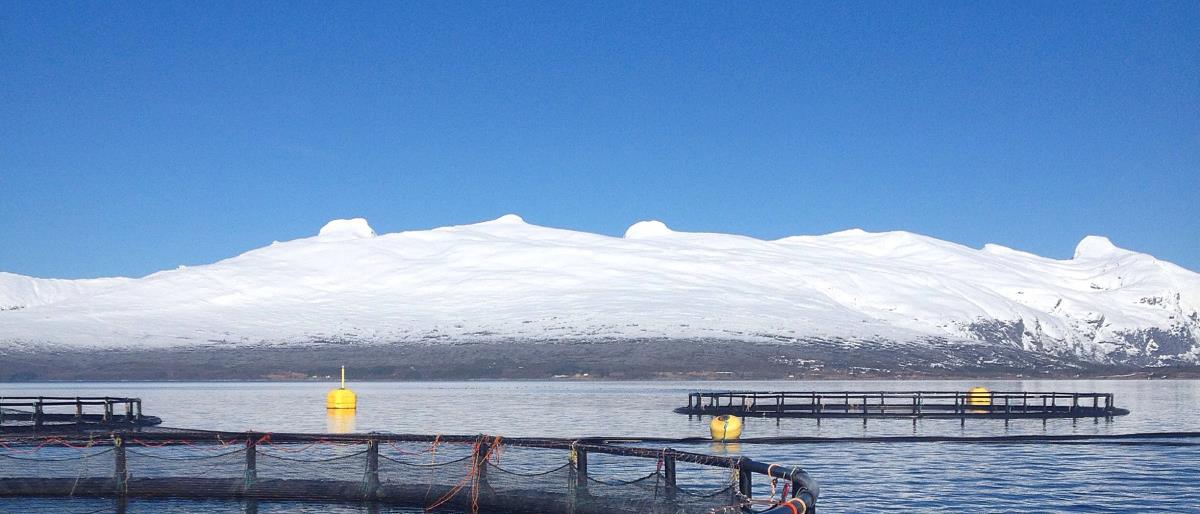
[966, 386, 991, 406]
[709, 415, 743, 441]
[326, 366, 357, 410]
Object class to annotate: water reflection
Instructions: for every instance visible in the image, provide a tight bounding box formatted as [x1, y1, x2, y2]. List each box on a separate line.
[326, 409, 356, 433]
[707, 442, 742, 455]
[4, 379, 1197, 438]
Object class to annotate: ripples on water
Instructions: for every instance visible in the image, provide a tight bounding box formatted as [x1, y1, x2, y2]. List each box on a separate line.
[3, 379, 1198, 512]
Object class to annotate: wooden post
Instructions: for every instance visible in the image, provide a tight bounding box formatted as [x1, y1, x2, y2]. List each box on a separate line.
[114, 435, 128, 493]
[135, 400, 143, 422]
[104, 401, 113, 423]
[75, 397, 83, 420]
[365, 438, 380, 497]
[34, 398, 43, 428]
[244, 435, 257, 490]
[663, 452, 677, 500]
[125, 401, 134, 423]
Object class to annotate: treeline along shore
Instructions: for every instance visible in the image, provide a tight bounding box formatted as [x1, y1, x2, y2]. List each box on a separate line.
[3, 339, 1197, 381]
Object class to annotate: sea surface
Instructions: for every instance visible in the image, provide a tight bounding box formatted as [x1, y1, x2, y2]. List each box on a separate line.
[2, 379, 1199, 512]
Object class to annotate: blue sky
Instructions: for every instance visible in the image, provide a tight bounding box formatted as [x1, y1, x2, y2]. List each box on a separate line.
[2, 1, 1197, 278]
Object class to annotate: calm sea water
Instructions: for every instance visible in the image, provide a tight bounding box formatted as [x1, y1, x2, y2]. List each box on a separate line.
[3, 379, 1199, 512]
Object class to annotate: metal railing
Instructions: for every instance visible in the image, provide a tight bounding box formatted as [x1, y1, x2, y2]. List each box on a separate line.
[0, 429, 819, 513]
[0, 396, 149, 427]
[679, 390, 1127, 419]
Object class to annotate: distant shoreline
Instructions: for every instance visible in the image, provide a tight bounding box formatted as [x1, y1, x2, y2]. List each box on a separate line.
[3, 340, 1198, 381]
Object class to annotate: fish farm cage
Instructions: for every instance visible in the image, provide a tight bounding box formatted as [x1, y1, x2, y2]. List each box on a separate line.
[678, 390, 1130, 420]
[0, 429, 819, 514]
[0, 396, 162, 430]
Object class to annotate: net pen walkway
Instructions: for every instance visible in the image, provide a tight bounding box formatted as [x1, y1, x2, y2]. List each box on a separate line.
[677, 390, 1129, 420]
[0, 396, 161, 430]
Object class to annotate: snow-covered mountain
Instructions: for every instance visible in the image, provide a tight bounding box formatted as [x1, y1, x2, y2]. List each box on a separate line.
[2, 215, 1197, 366]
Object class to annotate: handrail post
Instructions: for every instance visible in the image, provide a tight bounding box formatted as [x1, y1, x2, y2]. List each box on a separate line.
[34, 397, 43, 427]
[75, 397, 83, 420]
[663, 450, 677, 500]
[244, 434, 257, 491]
[575, 447, 588, 494]
[114, 434, 128, 493]
[136, 400, 143, 422]
[125, 401, 134, 423]
[365, 437, 380, 498]
[737, 461, 753, 499]
[475, 437, 491, 491]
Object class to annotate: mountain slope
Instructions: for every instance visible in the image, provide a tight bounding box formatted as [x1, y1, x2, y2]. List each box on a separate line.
[1, 215, 1197, 367]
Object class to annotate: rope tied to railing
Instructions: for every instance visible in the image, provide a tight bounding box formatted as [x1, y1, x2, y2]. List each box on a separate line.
[424, 435, 496, 514]
[430, 434, 441, 464]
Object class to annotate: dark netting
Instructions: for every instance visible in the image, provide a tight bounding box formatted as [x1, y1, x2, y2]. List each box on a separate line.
[0, 443, 115, 479]
[0, 431, 819, 514]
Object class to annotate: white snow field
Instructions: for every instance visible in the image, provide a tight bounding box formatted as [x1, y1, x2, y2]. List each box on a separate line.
[1, 215, 1197, 365]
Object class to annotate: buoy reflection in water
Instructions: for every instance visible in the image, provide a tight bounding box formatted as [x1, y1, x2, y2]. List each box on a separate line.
[326, 409, 356, 433]
[707, 442, 742, 455]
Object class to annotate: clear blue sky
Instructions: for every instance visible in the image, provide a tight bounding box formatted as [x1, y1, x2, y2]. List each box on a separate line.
[2, 1, 1197, 278]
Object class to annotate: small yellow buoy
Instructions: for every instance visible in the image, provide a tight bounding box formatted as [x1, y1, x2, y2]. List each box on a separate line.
[966, 386, 991, 406]
[710, 415, 743, 441]
[326, 366, 357, 410]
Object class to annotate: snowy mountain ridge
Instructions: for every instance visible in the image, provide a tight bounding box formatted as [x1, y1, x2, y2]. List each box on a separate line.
[2, 215, 1197, 366]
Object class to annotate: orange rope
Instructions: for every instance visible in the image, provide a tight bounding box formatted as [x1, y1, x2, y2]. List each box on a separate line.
[425, 435, 503, 514]
[425, 438, 483, 512]
[261, 439, 322, 453]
